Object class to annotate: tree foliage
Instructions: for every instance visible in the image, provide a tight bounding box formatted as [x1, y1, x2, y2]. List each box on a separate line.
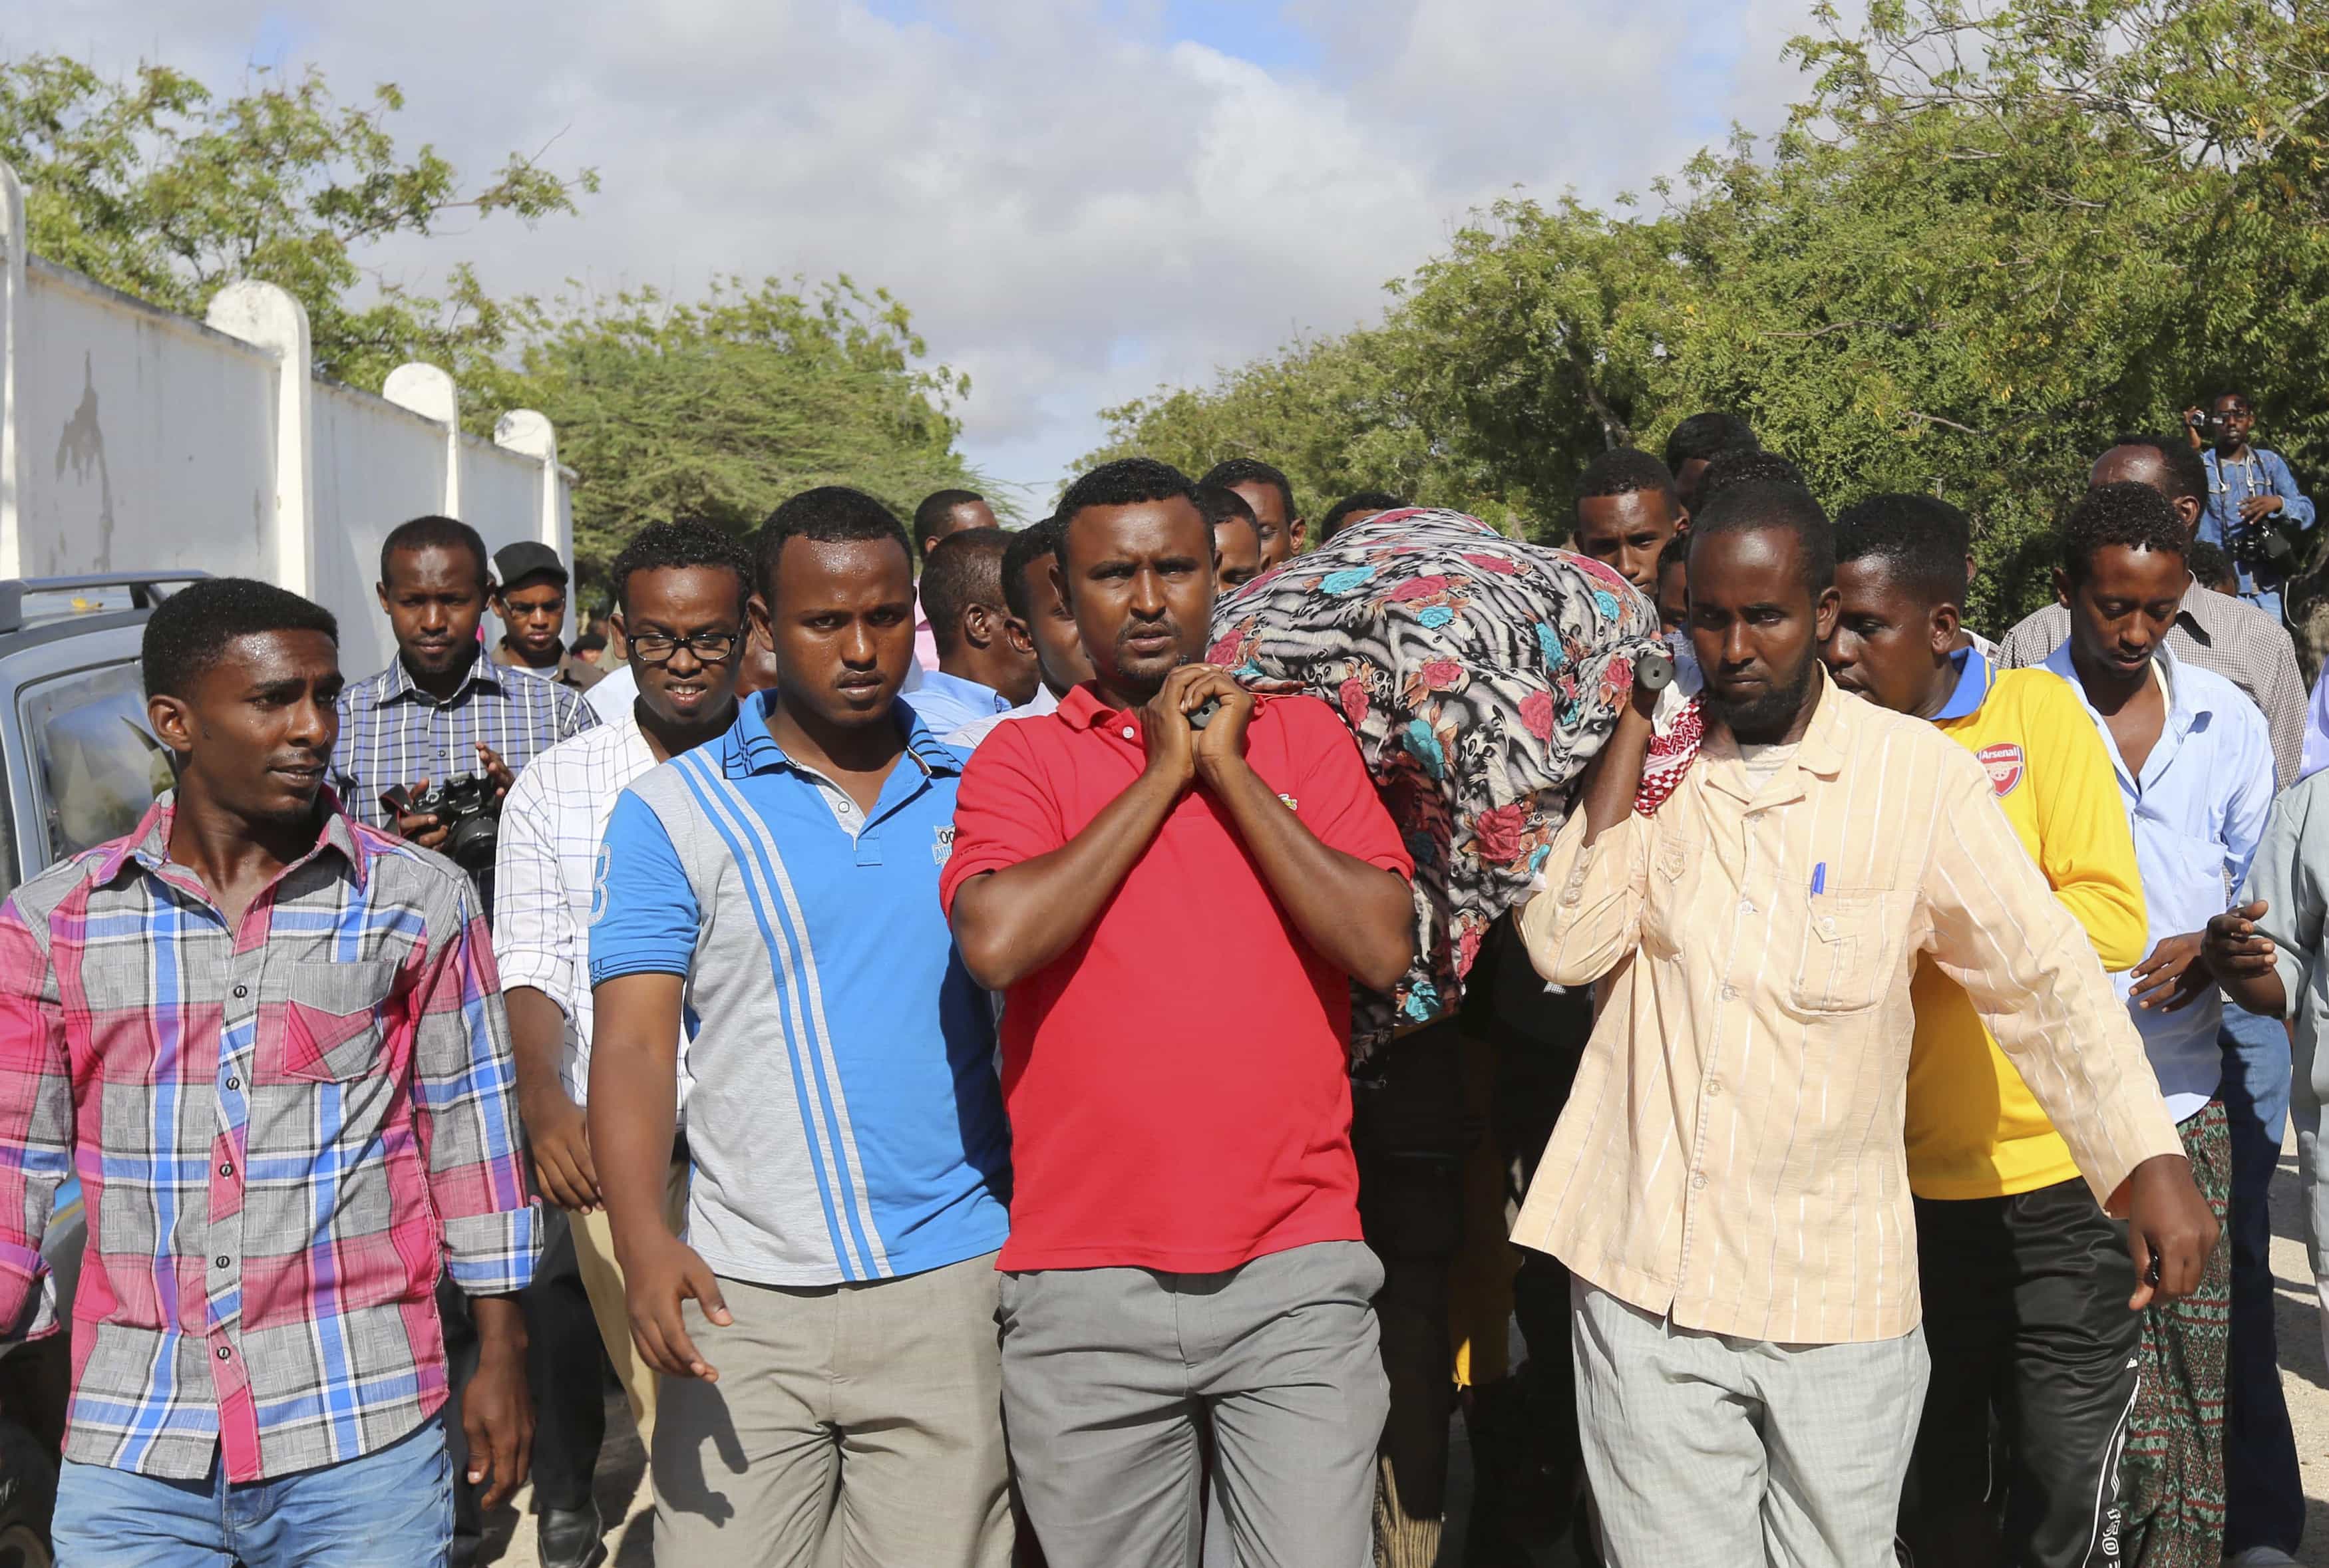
[1092, 0, 2329, 641]
[482, 276, 987, 572]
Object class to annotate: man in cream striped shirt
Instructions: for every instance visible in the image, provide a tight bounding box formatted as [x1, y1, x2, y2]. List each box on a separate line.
[1513, 480, 2213, 1568]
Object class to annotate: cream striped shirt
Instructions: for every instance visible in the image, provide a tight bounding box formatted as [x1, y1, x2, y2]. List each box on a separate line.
[1512, 671, 2182, 1343]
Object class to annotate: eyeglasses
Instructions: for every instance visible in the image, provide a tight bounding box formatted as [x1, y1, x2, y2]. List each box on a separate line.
[630, 631, 741, 665]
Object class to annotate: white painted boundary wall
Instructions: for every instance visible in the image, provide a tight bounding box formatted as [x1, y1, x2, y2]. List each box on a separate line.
[0, 158, 573, 681]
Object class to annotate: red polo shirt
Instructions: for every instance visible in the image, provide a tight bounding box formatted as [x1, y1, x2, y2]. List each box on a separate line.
[941, 685, 1412, 1273]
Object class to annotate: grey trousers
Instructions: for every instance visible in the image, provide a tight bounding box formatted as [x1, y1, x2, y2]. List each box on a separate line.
[651, 1250, 1013, 1568]
[1000, 1239, 1389, 1568]
[1572, 1280, 1929, 1568]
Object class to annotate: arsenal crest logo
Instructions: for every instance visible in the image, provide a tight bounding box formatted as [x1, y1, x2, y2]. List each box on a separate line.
[1977, 742, 2025, 798]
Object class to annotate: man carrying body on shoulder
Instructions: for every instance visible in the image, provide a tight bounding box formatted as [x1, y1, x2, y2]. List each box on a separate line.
[2185, 392, 2316, 625]
[1200, 482, 1265, 590]
[1826, 494, 2154, 1568]
[0, 577, 538, 1568]
[1513, 479, 2213, 1568]
[490, 542, 602, 692]
[333, 515, 598, 914]
[492, 520, 758, 1567]
[946, 458, 1415, 1567]
[1573, 449, 1688, 598]
[2043, 482, 2276, 1568]
[590, 488, 1015, 1568]
[904, 527, 1041, 736]
[946, 518, 1098, 752]
[1202, 458, 1307, 571]
[1999, 436, 2306, 786]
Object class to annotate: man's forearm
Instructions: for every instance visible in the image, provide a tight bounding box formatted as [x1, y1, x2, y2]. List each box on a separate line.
[952, 772, 1180, 989]
[505, 987, 571, 1120]
[1576, 701, 1654, 844]
[2219, 967, 2288, 1019]
[1206, 758, 1410, 989]
[587, 1035, 681, 1265]
[470, 1293, 528, 1364]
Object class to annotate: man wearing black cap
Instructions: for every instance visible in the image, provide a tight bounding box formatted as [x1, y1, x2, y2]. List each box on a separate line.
[492, 541, 603, 691]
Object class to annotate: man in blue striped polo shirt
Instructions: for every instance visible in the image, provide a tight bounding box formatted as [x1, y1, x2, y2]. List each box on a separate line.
[587, 486, 1013, 1568]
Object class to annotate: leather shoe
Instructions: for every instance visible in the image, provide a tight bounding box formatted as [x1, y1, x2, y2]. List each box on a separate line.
[536, 1504, 606, 1568]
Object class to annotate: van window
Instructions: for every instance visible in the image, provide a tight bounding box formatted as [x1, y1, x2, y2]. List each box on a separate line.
[21, 661, 172, 879]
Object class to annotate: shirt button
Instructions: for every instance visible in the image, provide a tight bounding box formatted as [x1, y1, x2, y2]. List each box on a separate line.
[1821, 917, 1837, 935]
[232, 985, 248, 1000]
[215, 1256, 230, 1269]
[1121, 726, 1136, 741]
[216, 1346, 232, 1360]
[1706, 1080, 1721, 1096]
[1737, 899, 1756, 916]
[226, 1077, 240, 1092]
[218, 1164, 234, 1177]
[1720, 984, 1739, 1001]
[1690, 1173, 1708, 1190]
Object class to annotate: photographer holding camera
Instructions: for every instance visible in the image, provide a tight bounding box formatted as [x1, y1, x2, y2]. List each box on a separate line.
[2185, 392, 2318, 623]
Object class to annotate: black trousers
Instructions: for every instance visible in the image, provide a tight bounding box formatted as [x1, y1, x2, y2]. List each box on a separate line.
[1907, 1179, 2141, 1568]
[441, 1207, 608, 1553]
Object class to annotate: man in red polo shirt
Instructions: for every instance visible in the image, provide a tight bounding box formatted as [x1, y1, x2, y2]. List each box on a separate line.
[944, 458, 1415, 1568]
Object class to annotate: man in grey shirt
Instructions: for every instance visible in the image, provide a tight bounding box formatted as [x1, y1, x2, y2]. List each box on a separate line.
[1996, 434, 2306, 787]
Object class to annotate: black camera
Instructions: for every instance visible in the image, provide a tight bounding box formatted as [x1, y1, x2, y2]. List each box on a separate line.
[387, 774, 501, 870]
[2229, 524, 2296, 571]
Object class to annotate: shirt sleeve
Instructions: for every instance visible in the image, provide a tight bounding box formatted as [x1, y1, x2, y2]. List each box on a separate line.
[553, 686, 602, 742]
[939, 724, 1066, 916]
[2240, 779, 2326, 1022]
[2221, 701, 2278, 890]
[2306, 673, 2329, 785]
[588, 790, 700, 984]
[1919, 748, 2182, 1208]
[490, 762, 574, 1017]
[1996, 610, 2052, 671]
[2022, 682, 2149, 972]
[2252, 623, 2308, 788]
[0, 899, 69, 1338]
[409, 877, 538, 1296]
[1288, 700, 1413, 876]
[2270, 451, 2316, 531]
[1515, 809, 1651, 988]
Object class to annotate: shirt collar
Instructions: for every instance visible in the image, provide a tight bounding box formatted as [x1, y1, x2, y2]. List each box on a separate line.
[719, 690, 963, 780]
[1931, 646, 1993, 720]
[914, 667, 1011, 716]
[1057, 683, 1113, 732]
[1699, 666, 1850, 803]
[379, 647, 502, 706]
[96, 790, 369, 891]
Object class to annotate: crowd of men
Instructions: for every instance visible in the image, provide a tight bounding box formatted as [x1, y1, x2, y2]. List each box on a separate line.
[0, 395, 2326, 1568]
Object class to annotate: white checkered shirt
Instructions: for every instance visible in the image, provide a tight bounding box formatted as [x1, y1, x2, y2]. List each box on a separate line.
[492, 709, 662, 1106]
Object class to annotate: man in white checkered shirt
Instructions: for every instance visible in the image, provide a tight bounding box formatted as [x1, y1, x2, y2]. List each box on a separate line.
[490, 520, 761, 1567]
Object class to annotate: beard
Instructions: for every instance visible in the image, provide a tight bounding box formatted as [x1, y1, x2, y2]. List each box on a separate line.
[1702, 653, 1818, 744]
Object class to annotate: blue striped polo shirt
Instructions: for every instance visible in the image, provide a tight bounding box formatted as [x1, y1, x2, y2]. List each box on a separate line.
[588, 694, 1010, 1285]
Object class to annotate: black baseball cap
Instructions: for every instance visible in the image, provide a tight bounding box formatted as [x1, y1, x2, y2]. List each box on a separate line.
[493, 542, 569, 591]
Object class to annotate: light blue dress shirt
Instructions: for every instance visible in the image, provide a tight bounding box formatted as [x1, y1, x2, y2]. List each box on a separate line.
[901, 668, 1012, 736]
[2044, 640, 2276, 1118]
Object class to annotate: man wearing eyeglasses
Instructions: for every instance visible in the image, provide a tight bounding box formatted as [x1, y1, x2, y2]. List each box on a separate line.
[490, 520, 761, 1568]
[2184, 392, 2317, 623]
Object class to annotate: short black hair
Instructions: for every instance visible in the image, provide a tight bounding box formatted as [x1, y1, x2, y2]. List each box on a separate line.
[755, 486, 914, 600]
[919, 527, 1013, 656]
[1833, 494, 1971, 607]
[573, 631, 608, 655]
[1690, 481, 1836, 598]
[2211, 391, 2252, 410]
[608, 518, 755, 617]
[1663, 412, 1759, 474]
[912, 489, 988, 559]
[1576, 448, 1680, 507]
[143, 577, 339, 701]
[2063, 481, 2187, 583]
[1658, 533, 1692, 575]
[2101, 434, 2210, 508]
[1000, 518, 1061, 625]
[1198, 458, 1296, 523]
[1319, 490, 1407, 542]
[380, 514, 488, 591]
[1196, 482, 1261, 540]
[2186, 540, 2235, 589]
[1699, 448, 1808, 500]
[1057, 458, 1201, 540]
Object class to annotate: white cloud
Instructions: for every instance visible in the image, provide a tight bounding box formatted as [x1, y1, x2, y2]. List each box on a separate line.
[7, 0, 1833, 502]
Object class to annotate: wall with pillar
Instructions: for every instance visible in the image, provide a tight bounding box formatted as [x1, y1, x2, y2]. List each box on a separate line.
[0, 157, 574, 682]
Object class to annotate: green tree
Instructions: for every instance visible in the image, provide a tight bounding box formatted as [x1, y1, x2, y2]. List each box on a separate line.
[0, 53, 596, 387]
[489, 275, 989, 572]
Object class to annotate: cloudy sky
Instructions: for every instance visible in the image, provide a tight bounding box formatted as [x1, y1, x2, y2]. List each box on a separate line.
[11, 0, 1832, 506]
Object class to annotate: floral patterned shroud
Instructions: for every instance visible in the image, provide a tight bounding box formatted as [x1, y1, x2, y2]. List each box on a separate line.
[1206, 507, 1668, 1064]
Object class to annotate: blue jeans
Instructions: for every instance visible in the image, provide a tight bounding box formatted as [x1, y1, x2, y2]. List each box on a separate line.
[52, 1416, 452, 1568]
[2219, 1008, 2304, 1555]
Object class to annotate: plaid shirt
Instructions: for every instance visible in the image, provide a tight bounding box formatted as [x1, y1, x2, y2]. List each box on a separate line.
[333, 653, 597, 913]
[0, 796, 538, 1483]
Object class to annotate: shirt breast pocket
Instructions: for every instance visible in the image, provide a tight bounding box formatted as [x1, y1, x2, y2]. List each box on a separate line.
[1640, 831, 1695, 959]
[265, 961, 399, 1084]
[1787, 891, 1895, 1015]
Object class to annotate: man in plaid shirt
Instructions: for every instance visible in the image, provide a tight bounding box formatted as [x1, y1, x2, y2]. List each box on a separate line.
[0, 578, 538, 1568]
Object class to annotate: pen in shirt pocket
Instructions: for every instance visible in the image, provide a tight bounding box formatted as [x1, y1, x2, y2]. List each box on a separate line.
[1811, 862, 1826, 897]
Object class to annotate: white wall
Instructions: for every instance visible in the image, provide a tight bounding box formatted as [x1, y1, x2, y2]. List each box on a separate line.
[0, 156, 574, 677]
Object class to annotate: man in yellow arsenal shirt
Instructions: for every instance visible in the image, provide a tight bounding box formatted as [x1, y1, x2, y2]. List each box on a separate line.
[1826, 494, 2154, 1568]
